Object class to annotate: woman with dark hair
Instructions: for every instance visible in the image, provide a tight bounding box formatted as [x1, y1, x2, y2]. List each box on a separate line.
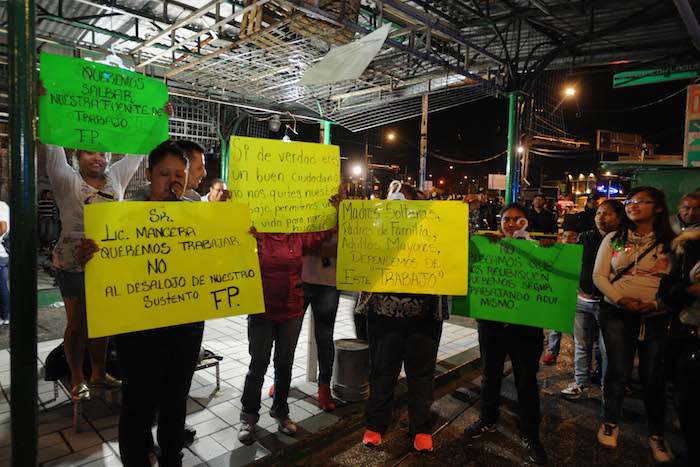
[359, 182, 450, 453]
[593, 186, 675, 463]
[463, 202, 547, 465]
[78, 141, 201, 466]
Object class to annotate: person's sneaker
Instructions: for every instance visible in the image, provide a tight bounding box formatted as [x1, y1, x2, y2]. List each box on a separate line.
[541, 353, 557, 365]
[1, 319, 8, 326]
[561, 382, 588, 400]
[648, 435, 674, 463]
[363, 429, 381, 447]
[269, 385, 274, 398]
[237, 422, 255, 445]
[464, 419, 497, 438]
[276, 418, 297, 435]
[521, 436, 547, 465]
[183, 424, 196, 447]
[414, 433, 433, 452]
[318, 384, 336, 411]
[597, 423, 619, 448]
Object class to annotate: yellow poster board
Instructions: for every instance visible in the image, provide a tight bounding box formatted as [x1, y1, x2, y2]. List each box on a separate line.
[336, 200, 469, 295]
[84, 202, 264, 338]
[227, 136, 340, 233]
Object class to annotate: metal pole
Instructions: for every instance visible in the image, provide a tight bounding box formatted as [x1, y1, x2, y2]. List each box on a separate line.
[8, 0, 38, 465]
[419, 94, 428, 191]
[505, 92, 520, 204]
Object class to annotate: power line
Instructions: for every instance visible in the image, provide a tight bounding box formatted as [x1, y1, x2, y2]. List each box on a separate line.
[579, 81, 696, 113]
[429, 150, 506, 164]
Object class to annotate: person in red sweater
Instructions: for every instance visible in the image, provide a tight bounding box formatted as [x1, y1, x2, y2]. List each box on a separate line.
[238, 188, 343, 444]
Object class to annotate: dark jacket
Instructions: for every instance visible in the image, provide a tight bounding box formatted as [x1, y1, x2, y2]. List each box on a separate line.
[575, 206, 596, 232]
[529, 207, 557, 233]
[659, 230, 700, 312]
[256, 229, 336, 322]
[577, 228, 604, 297]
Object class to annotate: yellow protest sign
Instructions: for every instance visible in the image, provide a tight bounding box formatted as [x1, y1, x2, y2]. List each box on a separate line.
[84, 202, 264, 338]
[336, 200, 469, 295]
[227, 136, 340, 233]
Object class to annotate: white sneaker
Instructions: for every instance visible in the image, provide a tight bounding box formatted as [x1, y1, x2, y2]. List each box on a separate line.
[597, 423, 618, 448]
[237, 422, 255, 445]
[648, 435, 674, 463]
[276, 418, 297, 435]
[1, 319, 8, 326]
[561, 382, 587, 400]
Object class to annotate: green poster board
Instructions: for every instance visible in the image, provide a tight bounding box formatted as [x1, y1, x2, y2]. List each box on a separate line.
[39, 53, 169, 155]
[452, 236, 582, 333]
[632, 168, 700, 216]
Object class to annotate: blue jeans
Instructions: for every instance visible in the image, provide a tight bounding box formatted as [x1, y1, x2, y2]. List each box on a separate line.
[547, 330, 561, 355]
[0, 264, 8, 321]
[599, 302, 666, 435]
[573, 298, 607, 386]
[303, 283, 341, 387]
[240, 314, 304, 423]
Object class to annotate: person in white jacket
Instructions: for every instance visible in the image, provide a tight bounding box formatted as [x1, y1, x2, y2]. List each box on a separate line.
[593, 186, 675, 463]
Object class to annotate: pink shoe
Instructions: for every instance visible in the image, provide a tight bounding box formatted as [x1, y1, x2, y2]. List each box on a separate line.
[541, 353, 557, 365]
[363, 429, 381, 447]
[414, 433, 433, 452]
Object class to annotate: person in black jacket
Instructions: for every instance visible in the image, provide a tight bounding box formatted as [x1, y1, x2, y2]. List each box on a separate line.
[575, 194, 599, 233]
[659, 230, 700, 465]
[560, 200, 624, 399]
[529, 193, 557, 234]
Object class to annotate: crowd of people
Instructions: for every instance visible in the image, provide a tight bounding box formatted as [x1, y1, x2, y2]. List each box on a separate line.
[3, 121, 698, 466]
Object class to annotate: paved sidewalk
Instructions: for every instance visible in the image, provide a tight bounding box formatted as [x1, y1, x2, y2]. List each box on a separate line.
[0, 293, 479, 466]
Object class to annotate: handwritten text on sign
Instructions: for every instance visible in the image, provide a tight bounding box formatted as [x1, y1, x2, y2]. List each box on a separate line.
[38, 53, 169, 155]
[336, 200, 469, 295]
[84, 202, 264, 338]
[452, 236, 582, 333]
[227, 136, 340, 233]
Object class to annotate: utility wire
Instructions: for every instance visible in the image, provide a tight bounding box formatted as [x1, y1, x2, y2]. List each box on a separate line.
[429, 150, 506, 164]
[579, 81, 696, 113]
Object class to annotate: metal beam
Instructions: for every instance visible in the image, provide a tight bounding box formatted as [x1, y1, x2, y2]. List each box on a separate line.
[136, 0, 270, 68]
[165, 14, 299, 78]
[38, 14, 208, 59]
[382, 0, 506, 65]
[131, 0, 225, 54]
[8, 0, 38, 465]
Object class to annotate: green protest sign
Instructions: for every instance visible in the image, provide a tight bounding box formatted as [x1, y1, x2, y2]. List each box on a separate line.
[452, 236, 582, 333]
[39, 53, 169, 155]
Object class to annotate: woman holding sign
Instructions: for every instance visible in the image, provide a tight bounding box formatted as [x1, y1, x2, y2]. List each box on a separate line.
[78, 141, 202, 466]
[237, 188, 344, 445]
[357, 182, 450, 454]
[463, 203, 548, 465]
[593, 186, 675, 463]
[44, 138, 144, 401]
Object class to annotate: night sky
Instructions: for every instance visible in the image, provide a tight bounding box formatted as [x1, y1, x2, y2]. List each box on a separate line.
[291, 69, 692, 188]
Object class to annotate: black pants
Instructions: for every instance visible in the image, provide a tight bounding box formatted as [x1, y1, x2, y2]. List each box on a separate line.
[366, 313, 442, 435]
[478, 320, 543, 439]
[303, 283, 341, 386]
[598, 303, 666, 435]
[117, 322, 204, 467]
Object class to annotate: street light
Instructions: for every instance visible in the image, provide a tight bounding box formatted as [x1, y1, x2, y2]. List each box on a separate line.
[449, 165, 454, 170]
[387, 132, 396, 141]
[517, 146, 524, 153]
[352, 165, 362, 176]
[565, 87, 575, 96]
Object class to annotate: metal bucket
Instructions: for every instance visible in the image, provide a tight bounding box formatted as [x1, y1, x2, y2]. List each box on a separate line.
[332, 338, 370, 402]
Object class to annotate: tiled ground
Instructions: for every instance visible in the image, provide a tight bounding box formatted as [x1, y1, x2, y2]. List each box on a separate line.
[0, 293, 479, 466]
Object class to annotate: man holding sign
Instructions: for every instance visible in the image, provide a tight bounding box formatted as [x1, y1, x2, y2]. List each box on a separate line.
[81, 141, 264, 465]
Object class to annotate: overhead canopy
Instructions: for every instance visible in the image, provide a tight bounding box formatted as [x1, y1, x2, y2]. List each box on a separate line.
[0, 0, 697, 131]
